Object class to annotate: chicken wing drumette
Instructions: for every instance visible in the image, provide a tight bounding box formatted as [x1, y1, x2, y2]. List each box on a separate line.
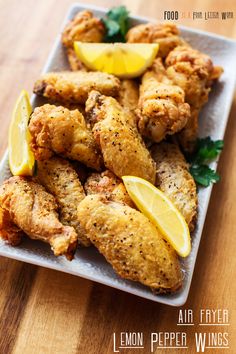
[151, 142, 197, 231]
[165, 46, 223, 151]
[0, 177, 78, 259]
[62, 10, 105, 71]
[84, 170, 134, 208]
[29, 104, 102, 170]
[126, 22, 187, 58]
[36, 157, 90, 247]
[33, 71, 120, 105]
[77, 194, 182, 293]
[86, 90, 156, 183]
[137, 58, 190, 142]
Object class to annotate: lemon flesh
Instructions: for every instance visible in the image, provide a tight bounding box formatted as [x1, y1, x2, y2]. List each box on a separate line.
[122, 176, 191, 257]
[8, 90, 35, 176]
[74, 42, 159, 78]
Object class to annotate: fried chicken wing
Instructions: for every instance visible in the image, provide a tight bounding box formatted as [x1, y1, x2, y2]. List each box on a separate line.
[0, 177, 78, 259]
[66, 48, 87, 72]
[36, 157, 90, 247]
[33, 71, 120, 105]
[86, 91, 156, 183]
[126, 22, 186, 58]
[77, 195, 182, 293]
[137, 59, 190, 142]
[84, 170, 134, 207]
[29, 104, 102, 170]
[165, 46, 223, 151]
[178, 108, 199, 152]
[117, 79, 139, 127]
[62, 11, 105, 71]
[118, 80, 139, 112]
[151, 142, 197, 231]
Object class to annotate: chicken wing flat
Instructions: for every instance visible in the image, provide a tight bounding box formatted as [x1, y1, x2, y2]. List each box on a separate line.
[33, 71, 120, 105]
[0, 177, 78, 259]
[118, 80, 139, 113]
[77, 195, 182, 293]
[126, 22, 187, 57]
[84, 170, 134, 208]
[151, 142, 197, 231]
[29, 104, 102, 170]
[165, 46, 223, 151]
[36, 157, 90, 247]
[117, 79, 139, 127]
[62, 10, 105, 71]
[137, 59, 190, 142]
[86, 91, 156, 184]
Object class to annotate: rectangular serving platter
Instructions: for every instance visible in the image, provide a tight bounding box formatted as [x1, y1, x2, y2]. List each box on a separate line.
[0, 2, 236, 306]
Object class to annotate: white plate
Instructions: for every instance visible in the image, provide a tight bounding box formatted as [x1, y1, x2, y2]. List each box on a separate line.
[0, 2, 236, 306]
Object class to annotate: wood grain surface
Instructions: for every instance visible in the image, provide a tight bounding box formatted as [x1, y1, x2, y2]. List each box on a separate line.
[0, 0, 235, 353]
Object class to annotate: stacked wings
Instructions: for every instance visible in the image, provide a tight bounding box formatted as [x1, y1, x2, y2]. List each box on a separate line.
[0, 9, 223, 294]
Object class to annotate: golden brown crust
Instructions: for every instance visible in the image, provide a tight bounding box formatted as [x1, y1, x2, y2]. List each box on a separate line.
[137, 59, 190, 142]
[86, 91, 156, 184]
[61, 11, 105, 71]
[36, 157, 90, 247]
[62, 10, 105, 49]
[151, 142, 197, 231]
[84, 170, 135, 208]
[165, 46, 223, 151]
[77, 195, 182, 293]
[33, 71, 120, 105]
[126, 22, 187, 57]
[178, 108, 199, 153]
[29, 104, 103, 170]
[66, 48, 87, 72]
[0, 176, 78, 259]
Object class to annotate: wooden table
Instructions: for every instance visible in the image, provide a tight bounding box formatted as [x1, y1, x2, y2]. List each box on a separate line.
[0, 0, 235, 353]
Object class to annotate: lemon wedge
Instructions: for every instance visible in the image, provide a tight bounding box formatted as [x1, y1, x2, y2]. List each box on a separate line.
[74, 42, 159, 78]
[8, 90, 35, 176]
[122, 176, 191, 257]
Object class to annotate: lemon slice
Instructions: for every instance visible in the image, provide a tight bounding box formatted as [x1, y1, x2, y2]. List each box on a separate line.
[74, 42, 159, 78]
[122, 176, 191, 257]
[8, 90, 35, 176]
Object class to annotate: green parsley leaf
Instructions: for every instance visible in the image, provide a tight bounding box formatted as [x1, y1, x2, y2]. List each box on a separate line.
[191, 136, 224, 164]
[190, 164, 220, 187]
[188, 137, 223, 187]
[102, 6, 130, 42]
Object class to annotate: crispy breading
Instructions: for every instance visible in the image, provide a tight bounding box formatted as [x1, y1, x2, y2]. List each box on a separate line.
[151, 142, 197, 231]
[62, 10, 105, 49]
[77, 195, 182, 293]
[36, 157, 90, 247]
[0, 206, 23, 246]
[33, 71, 120, 104]
[86, 91, 156, 183]
[165, 46, 223, 151]
[118, 80, 139, 113]
[0, 176, 78, 259]
[62, 11, 105, 71]
[126, 22, 187, 57]
[84, 170, 134, 207]
[117, 79, 139, 127]
[29, 104, 102, 170]
[178, 108, 199, 152]
[66, 48, 87, 72]
[137, 59, 190, 142]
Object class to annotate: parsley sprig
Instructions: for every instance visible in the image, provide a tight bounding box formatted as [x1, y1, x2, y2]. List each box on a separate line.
[102, 6, 130, 42]
[188, 137, 224, 187]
